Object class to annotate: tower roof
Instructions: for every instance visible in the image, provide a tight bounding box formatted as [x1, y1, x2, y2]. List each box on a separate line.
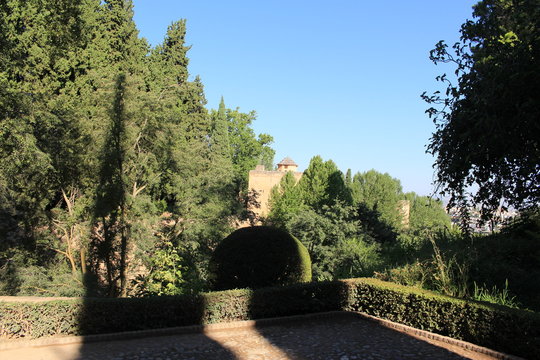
[277, 157, 297, 166]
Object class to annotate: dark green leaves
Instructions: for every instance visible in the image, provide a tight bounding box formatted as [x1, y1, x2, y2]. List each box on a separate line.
[424, 0, 540, 220]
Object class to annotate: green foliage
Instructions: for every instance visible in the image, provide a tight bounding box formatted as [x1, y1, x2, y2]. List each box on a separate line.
[297, 156, 350, 209]
[209, 226, 312, 290]
[11, 265, 86, 298]
[268, 171, 305, 226]
[286, 202, 378, 281]
[473, 280, 519, 309]
[380, 213, 540, 312]
[407, 194, 450, 231]
[226, 107, 275, 192]
[355, 203, 398, 244]
[1, 278, 538, 359]
[398, 192, 452, 252]
[428, 236, 470, 298]
[0, 1, 275, 296]
[334, 238, 382, 279]
[287, 205, 352, 280]
[0, 248, 85, 297]
[268, 155, 351, 226]
[423, 0, 540, 218]
[376, 261, 430, 289]
[268, 162, 452, 283]
[378, 233, 472, 299]
[136, 241, 185, 296]
[267, 155, 354, 228]
[467, 210, 540, 310]
[349, 170, 403, 229]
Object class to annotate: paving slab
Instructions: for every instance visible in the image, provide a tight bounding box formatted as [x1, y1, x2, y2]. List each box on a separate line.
[0, 312, 521, 360]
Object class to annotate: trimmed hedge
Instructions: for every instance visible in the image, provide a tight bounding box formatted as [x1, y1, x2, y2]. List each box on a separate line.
[209, 226, 312, 290]
[1, 278, 538, 359]
[342, 278, 540, 359]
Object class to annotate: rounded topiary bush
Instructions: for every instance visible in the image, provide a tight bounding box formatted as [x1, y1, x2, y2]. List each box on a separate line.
[209, 226, 312, 290]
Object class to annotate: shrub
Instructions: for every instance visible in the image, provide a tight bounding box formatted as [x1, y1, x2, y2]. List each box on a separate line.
[209, 226, 312, 290]
[384, 214, 540, 311]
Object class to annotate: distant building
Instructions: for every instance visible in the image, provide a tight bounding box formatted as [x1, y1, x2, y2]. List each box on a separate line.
[276, 156, 299, 172]
[247, 157, 302, 219]
[397, 200, 410, 227]
[446, 206, 519, 233]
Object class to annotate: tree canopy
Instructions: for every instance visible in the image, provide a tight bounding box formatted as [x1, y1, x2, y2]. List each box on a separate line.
[0, 0, 274, 297]
[267, 157, 452, 280]
[423, 0, 540, 219]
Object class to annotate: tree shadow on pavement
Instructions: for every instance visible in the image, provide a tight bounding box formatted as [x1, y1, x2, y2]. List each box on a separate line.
[247, 287, 477, 360]
[250, 311, 479, 360]
[74, 294, 238, 360]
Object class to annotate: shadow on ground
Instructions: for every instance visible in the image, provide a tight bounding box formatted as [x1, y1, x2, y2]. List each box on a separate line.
[73, 293, 238, 360]
[253, 313, 480, 360]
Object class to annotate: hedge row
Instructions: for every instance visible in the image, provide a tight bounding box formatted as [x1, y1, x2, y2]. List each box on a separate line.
[342, 278, 540, 359]
[1, 278, 538, 359]
[0, 281, 348, 339]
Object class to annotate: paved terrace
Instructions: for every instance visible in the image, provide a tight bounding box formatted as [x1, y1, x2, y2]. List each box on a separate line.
[0, 312, 522, 360]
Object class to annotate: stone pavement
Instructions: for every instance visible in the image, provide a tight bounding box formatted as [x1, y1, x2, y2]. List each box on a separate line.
[0, 312, 519, 360]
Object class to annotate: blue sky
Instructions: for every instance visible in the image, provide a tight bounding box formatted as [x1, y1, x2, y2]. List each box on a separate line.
[132, 1, 476, 197]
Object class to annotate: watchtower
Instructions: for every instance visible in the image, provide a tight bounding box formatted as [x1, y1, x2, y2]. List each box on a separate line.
[247, 157, 303, 221]
[277, 157, 298, 172]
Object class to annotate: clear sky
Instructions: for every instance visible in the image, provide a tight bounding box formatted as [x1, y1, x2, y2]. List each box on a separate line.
[132, 0, 476, 197]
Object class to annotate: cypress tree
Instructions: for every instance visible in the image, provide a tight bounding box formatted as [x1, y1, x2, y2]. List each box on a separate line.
[212, 97, 232, 161]
[207, 97, 235, 213]
[345, 169, 352, 187]
[86, 0, 157, 296]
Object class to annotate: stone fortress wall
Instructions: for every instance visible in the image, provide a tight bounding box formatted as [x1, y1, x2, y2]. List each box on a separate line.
[247, 157, 302, 219]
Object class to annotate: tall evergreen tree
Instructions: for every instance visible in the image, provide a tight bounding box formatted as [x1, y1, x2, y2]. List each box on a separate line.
[143, 20, 236, 291]
[345, 169, 353, 188]
[212, 98, 232, 160]
[207, 97, 235, 213]
[298, 156, 350, 210]
[94, 73, 129, 296]
[0, 0, 90, 248]
[148, 21, 212, 218]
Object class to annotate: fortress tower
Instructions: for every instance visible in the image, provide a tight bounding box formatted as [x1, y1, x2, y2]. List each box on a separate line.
[276, 156, 298, 172]
[247, 157, 303, 219]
